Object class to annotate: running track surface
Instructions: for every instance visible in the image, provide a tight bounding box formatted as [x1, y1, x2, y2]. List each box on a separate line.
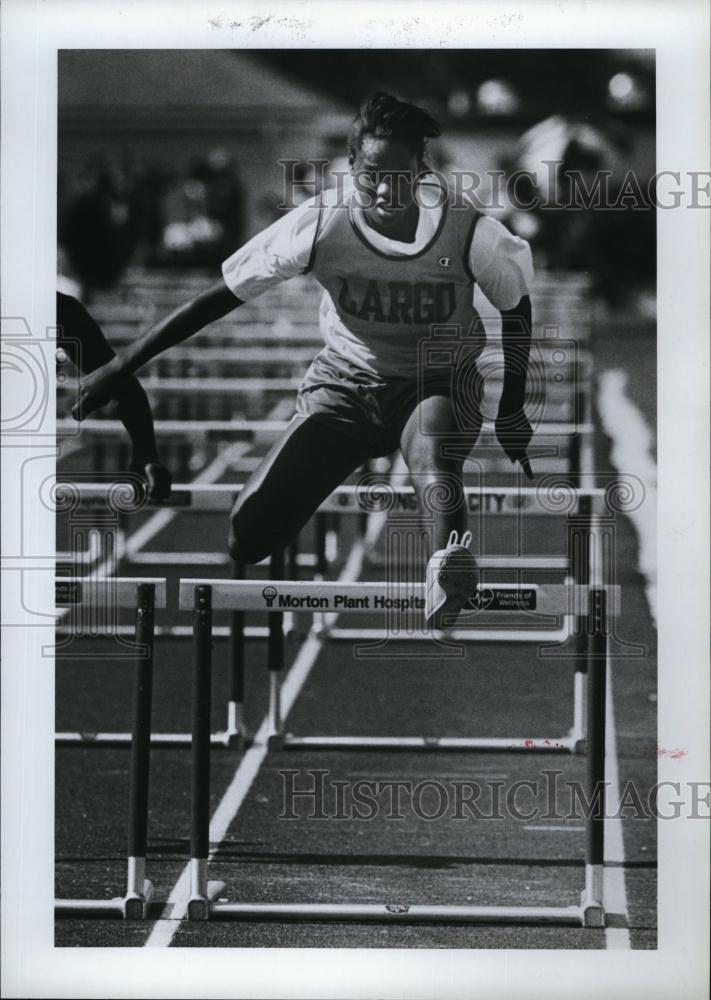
[54, 274, 657, 950]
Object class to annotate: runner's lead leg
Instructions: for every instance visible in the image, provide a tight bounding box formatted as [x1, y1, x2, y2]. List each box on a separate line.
[227, 416, 370, 565]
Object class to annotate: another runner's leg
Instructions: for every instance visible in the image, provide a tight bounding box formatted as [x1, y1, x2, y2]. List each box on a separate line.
[228, 415, 370, 565]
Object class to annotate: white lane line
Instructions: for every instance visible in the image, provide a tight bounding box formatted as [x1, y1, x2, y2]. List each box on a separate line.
[597, 369, 657, 626]
[145, 510, 389, 947]
[597, 369, 652, 948]
[604, 661, 632, 949]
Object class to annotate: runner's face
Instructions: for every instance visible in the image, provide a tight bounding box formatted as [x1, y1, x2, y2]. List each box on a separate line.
[351, 136, 419, 229]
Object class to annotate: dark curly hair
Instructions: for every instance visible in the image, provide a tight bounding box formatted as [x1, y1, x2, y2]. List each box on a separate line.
[347, 93, 441, 168]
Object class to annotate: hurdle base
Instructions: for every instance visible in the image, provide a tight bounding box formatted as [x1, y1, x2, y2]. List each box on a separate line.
[580, 891, 605, 928]
[55, 880, 154, 920]
[55, 730, 251, 749]
[124, 879, 155, 920]
[188, 880, 226, 921]
[203, 901, 585, 925]
[223, 730, 250, 750]
[276, 734, 577, 753]
[327, 626, 571, 645]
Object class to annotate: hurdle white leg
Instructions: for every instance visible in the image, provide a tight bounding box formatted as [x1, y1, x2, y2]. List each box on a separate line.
[327, 625, 571, 644]
[279, 735, 578, 752]
[226, 700, 248, 742]
[580, 863, 605, 928]
[569, 666, 587, 753]
[268, 672, 282, 738]
[123, 856, 154, 919]
[187, 857, 225, 921]
[579, 586, 607, 928]
[208, 901, 585, 924]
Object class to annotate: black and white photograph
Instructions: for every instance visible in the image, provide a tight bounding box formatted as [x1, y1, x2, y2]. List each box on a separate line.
[1, 2, 709, 998]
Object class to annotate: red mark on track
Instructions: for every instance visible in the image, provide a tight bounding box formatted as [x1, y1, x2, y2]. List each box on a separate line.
[523, 739, 535, 749]
[657, 746, 688, 760]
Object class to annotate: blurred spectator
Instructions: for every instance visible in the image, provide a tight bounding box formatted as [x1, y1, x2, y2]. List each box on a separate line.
[500, 117, 655, 309]
[59, 154, 139, 298]
[158, 148, 245, 266]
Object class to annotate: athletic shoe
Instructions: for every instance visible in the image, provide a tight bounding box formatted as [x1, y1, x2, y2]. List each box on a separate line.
[425, 530, 479, 630]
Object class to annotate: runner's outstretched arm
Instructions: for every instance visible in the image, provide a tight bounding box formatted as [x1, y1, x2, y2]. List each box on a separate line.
[72, 279, 242, 420]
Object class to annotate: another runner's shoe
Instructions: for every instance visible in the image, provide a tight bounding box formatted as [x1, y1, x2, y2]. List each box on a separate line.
[425, 530, 479, 630]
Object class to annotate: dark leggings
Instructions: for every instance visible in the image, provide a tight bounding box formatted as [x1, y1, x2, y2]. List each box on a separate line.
[228, 415, 371, 564]
[56, 291, 159, 468]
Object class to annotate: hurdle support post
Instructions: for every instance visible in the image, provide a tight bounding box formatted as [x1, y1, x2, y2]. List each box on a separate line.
[568, 493, 591, 754]
[55, 579, 165, 918]
[123, 582, 156, 918]
[311, 513, 331, 638]
[267, 549, 286, 749]
[226, 559, 248, 748]
[580, 586, 607, 927]
[314, 513, 328, 577]
[188, 584, 225, 919]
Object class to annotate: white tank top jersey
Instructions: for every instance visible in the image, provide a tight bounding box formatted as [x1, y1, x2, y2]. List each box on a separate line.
[221, 175, 534, 379]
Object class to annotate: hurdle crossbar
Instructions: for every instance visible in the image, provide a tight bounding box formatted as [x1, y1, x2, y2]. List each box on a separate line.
[55, 580, 165, 918]
[131, 342, 593, 368]
[60, 376, 302, 394]
[58, 370, 589, 396]
[178, 579, 618, 617]
[132, 340, 592, 376]
[53, 481, 609, 517]
[55, 576, 166, 607]
[184, 583, 610, 926]
[56, 417, 593, 439]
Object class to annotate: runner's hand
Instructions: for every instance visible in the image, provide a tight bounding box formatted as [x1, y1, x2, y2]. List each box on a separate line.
[495, 403, 534, 479]
[71, 358, 124, 420]
[143, 462, 173, 501]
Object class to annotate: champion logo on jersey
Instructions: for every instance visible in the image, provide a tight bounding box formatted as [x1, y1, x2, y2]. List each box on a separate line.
[438, 256, 452, 268]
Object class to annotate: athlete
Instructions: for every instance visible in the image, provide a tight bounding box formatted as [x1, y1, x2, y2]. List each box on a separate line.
[57, 291, 172, 499]
[72, 93, 534, 628]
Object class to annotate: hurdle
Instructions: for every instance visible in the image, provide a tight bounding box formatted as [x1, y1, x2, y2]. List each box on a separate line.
[53, 478, 601, 583]
[53, 480, 607, 517]
[130, 347, 592, 391]
[54, 578, 166, 918]
[181, 579, 612, 926]
[181, 560, 614, 754]
[58, 364, 590, 398]
[57, 417, 593, 444]
[59, 376, 304, 395]
[53, 483, 607, 751]
[53, 546, 303, 750]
